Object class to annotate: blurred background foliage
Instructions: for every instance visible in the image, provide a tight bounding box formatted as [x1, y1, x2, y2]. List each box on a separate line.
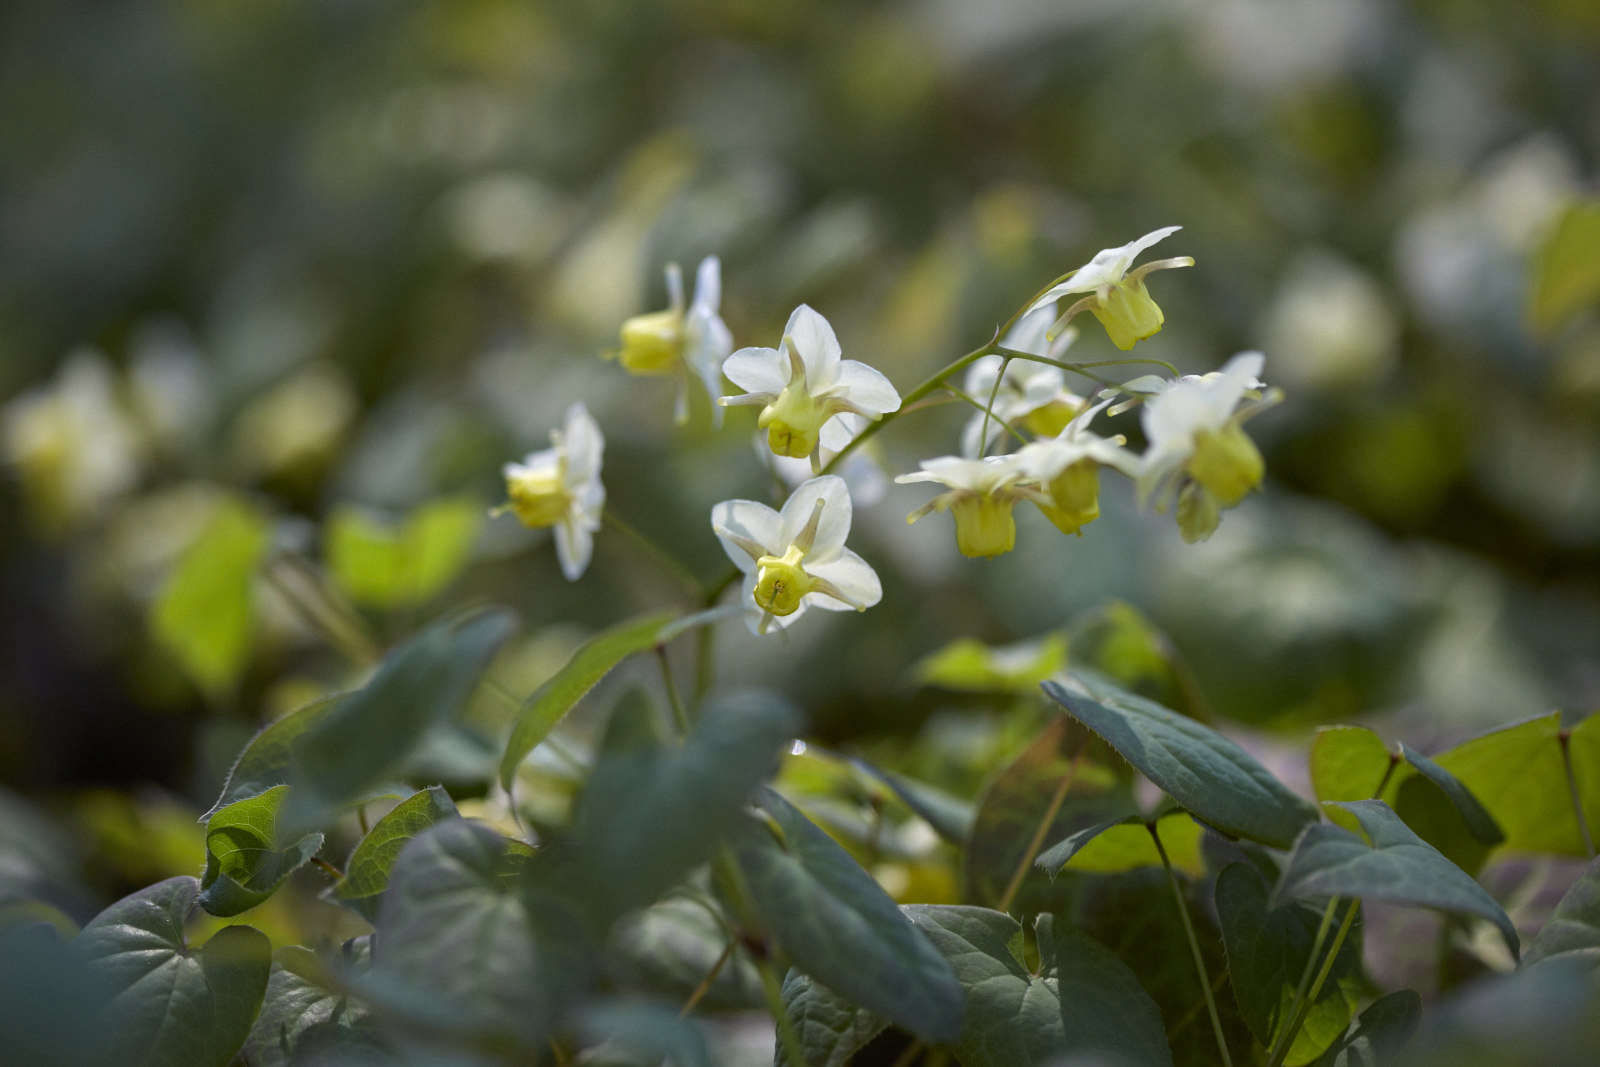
[1, 0, 1598, 1013]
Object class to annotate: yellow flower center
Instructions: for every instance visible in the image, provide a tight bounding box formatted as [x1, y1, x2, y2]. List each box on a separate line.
[759, 383, 832, 459]
[1186, 422, 1263, 507]
[951, 493, 1017, 558]
[1090, 278, 1166, 351]
[753, 544, 815, 617]
[619, 309, 685, 375]
[1036, 459, 1101, 536]
[504, 466, 571, 528]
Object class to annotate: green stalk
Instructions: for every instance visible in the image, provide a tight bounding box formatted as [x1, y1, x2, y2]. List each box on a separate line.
[1151, 822, 1233, 1067]
[996, 750, 1082, 914]
[656, 644, 691, 734]
[603, 510, 704, 598]
[1559, 729, 1596, 858]
[1266, 896, 1339, 1064]
[1267, 901, 1359, 1067]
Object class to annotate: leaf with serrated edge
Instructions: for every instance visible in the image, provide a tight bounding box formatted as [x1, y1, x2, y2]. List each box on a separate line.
[1053, 924, 1174, 1067]
[1037, 811, 1203, 877]
[242, 944, 374, 1067]
[1274, 800, 1518, 958]
[1398, 744, 1504, 846]
[777, 970, 888, 1067]
[497, 610, 677, 790]
[1043, 672, 1319, 849]
[1524, 855, 1600, 970]
[203, 695, 342, 820]
[1324, 989, 1420, 1066]
[200, 784, 325, 916]
[75, 876, 271, 1067]
[735, 789, 964, 1043]
[848, 755, 976, 845]
[331, 786, 458, 921]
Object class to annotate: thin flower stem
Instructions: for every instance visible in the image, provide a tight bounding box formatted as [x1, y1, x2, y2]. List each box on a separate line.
[1151, 821, 1233, 1067]
[311, 857, 344, 880]
[997, 750, 1083, 914]
[1267, 901, 1359, 1067]
[1559, 729, 1596, 858]
[978, 355, 1009, 458]
[264, 555, 381, 667]
[679, 940, 736, 1018]
[1267, 896, 1340, 1064]
[357, 804, 370, 836]
[943, 383, 1028, 446]
[990, 349, 1127, 392]
[603, 510, 704, 597]
[656, 645, 691, 734]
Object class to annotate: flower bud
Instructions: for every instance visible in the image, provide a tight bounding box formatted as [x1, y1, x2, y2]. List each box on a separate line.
[1186, 422, 1263, 507]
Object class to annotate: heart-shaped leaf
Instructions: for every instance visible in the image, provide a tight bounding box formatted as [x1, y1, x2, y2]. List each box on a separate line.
[1036, 811, 1204, 878]
[735, 789, 964, 1043]
[1043, 672, 1319, 849]
[242, 943, 376, 1067]
[324, 496, 482, 610]
[200, 784, 324, 916]
[1523, 856, 1600, 970]
[203, 695, 342, 820]
[1274, 800, 1518, 958]
[1052, 924, 1174, 1067]
[1321, 990, 1421, 1067]
[75, 876, 271, 1067]
[329, 786, 458, 921]
[776, 970, 889, 1067]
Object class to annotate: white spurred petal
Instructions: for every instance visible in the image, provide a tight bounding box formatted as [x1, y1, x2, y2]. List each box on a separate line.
[687, 309, 733, 427]
[711, 498, 785, 571]
[1031, 226, 1184, 304]
[722, 346, 789, 396]
[664, 262, 685, 313]
[819, 412, 866, 455]
[783, 304, 842, 385]
[827, 359, 901, 415]
[777, 475, 852, 561]
[691, 255, 721, 314]
[806, 549, 882, 612]
[560, 402, 604, 487]
[554, 517, 593, 581]
[504, 448, 558, 482]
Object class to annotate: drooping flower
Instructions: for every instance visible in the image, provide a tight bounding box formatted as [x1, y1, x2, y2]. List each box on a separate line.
[1137, 351, 1278, 542]
[710, 475, 882, 635]
[960, 305, 1086, 457]
[617, 256, 733, 424]
[895, 454, 1037, 559]
[496, 401, 605, 580]
[720, 305, 900, 469]
[1012, 399, 1140, 536]
[1030, 226, 1194, 350]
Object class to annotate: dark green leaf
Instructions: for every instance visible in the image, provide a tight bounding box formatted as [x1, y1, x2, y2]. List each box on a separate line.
[1399, 743, 1504, 846]
[576, 998, 712, 1067]
[75, 876, 271, 1067]
[1323, 990, 1420, 1067]
[777, 970, 888, 1067]
[0, 921, 106, 1063]
[498, 610, 678, 790]
[242, 944, 376, 1067]
[1524, 856, 1600, 970]
[847, 755, 976, 845]
[612, 899, 762, 1012]
[199, 784, 324, 916]
[1043, 672, 1319, 849]
[1053, 925, 1175, 1067]
[735, 789, 964, 1043]
[202, 695, 342, 820]
[1036, 811, 1203, 878]
[1274, 800, 1519, 958]
[1216, 863, 1360, 1065]
[285, 607, 515, 833]
[330, 786, 458, 921]
[902, 904, 1067, 1065]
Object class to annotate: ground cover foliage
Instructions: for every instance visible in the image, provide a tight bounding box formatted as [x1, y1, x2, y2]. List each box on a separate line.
[3, 2, 1599, 1065]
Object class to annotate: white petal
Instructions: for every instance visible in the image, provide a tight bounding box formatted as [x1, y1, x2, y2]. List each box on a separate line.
[560, 402, 604, 486]
[722, 346, 790, 396]
[711, 498, 784, 571]
[962, 354, 1004, 396]
[806, 548, 881, 611]
[554, 516, 593, 581]
[691, 255, 721, 313]
[783, 304, 841, 386]
[819, 412, 866, 455]
[895, 455, 1023, 492]
[1001, 304, 1056, 356]
[1034, 225, 1184, 302]
[664, 262, 684, 313]
[778, 475, 852, 561]
[687, 309, 733, 427]
[826, 360, 900, 415]
[505, 447, 558, 481]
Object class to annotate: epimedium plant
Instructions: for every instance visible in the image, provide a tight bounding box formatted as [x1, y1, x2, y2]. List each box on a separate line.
[7, 229, 1600, 1067]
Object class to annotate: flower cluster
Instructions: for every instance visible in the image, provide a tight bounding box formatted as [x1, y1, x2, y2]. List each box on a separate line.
[490, 227, 1279, 632]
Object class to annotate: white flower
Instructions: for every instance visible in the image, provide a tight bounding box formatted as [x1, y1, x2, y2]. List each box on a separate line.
[1029, 226, 1194, 350]
[1012, 399, 1141, 536]
[960, 305, 1086, 457]
[711, 475, 882, 635]
[497, 401, 605, 580]
[720, 305, 900, 469]
[762, 434, 890, 508]
[1138, 352, 1278, 541]
[896, 454, 1037, 559]
[617, 256, 734, 425]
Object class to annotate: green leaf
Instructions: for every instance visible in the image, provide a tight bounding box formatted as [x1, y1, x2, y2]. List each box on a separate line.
[150, 495, 271, 697]
[575, 998, 713, 1067]
[1322, 990, 1420, 1067]
[202, 695, 342, 820]
[1398, 743, 1504, 847]
[734, 789, 964, 1043]
[325, 496, 482, 610]
[1275, 800, 1519, 958]
[200, 785, 325, 916]
[242, 944, 376, 1067]
[368, 820, 553, 1049]
[1067, 600, 1210, 722]
[1530, 198, 1600, 335]
[74, 876, 271, 1067]
[1523, 856, 1600, 970]
[1309, 726, 1393, 828]
[911, 632, 1067, 693]
[902, 905, 1067, 1065]
[498, 610, 678, 790]
[330, 786, 458, 921]
[556, 689, 800, 926]
[1216, 862, 1360, 1065]
[1036, 811, 1204, 878]
[284, 607, 515, 833]
[1052, 925, 1175, 1067]
[777, 970, 889, 1067]
[847, 756, 976, 845]
[1042, 672, 1320, 849]
[612, 899, 762, 1012]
